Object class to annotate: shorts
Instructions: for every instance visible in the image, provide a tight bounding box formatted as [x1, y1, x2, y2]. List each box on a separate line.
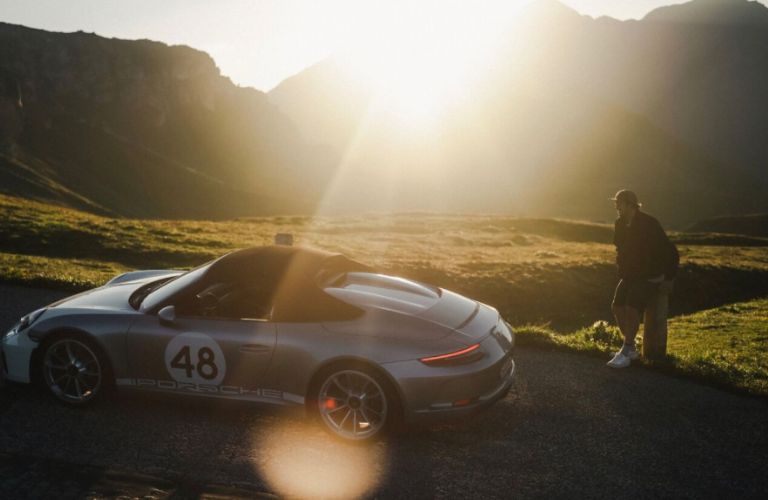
[612, 279, 658, 313]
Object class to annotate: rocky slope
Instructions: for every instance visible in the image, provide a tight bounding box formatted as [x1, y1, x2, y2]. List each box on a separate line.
[0, 23, 333, 218]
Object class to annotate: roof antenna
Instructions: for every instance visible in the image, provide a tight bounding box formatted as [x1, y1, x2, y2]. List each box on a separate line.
[274, 233, 293, 246]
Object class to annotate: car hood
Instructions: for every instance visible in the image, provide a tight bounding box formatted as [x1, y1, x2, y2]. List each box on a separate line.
[49, 272, 179, 311]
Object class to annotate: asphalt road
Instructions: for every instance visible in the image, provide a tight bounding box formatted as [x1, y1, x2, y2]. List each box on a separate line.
[1, 285, 767, 499]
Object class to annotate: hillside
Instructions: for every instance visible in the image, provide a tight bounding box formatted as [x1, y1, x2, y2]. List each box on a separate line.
[688, 213, 768, 237]
[0, 23, 334, 218]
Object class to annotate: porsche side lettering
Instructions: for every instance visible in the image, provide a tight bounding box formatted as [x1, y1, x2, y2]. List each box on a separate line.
[116, 378, 284, 399]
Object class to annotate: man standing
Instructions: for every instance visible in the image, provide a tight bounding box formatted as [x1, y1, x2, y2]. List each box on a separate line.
[607, 190, 679, 368]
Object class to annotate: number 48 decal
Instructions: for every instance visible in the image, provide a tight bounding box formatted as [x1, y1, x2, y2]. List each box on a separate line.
[170, 345, 218, 380]
[165, 332, 226, 385]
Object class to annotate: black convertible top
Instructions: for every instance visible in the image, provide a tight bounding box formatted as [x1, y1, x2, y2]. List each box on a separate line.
[206, 246, 371, 322]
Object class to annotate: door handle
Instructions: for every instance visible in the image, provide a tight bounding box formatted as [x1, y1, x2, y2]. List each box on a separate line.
[239, 344, 271, 354]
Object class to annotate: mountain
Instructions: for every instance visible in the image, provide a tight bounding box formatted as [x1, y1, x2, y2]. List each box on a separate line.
[644, 0, 768, 26]
[269, 0, 768, 226]
[3, 0, 768, 224]
[536, 0, 768, 179]
[0, 23, 334, 218]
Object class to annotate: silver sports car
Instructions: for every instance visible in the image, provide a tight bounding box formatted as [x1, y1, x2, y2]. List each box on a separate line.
[1, 246, 515, 441]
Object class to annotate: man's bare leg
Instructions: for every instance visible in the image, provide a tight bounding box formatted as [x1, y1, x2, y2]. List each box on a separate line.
[613, 305, 640, 351]
[612, 304, 626, 336]
[622, 306, 640, 352]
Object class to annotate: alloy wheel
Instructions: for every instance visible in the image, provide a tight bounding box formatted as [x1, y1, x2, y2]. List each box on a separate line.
[43, 338, 103, 404]
[317, 369, 388, 440]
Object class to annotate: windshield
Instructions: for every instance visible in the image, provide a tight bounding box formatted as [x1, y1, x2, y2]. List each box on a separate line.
[140, 262, 211, 313]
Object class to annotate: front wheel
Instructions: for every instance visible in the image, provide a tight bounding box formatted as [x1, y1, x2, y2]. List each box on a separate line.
[312, 367, 399, 442]
[41, 335, 109, 405]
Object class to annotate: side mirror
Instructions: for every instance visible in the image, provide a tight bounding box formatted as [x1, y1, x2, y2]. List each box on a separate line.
[158, 305, 176, 325]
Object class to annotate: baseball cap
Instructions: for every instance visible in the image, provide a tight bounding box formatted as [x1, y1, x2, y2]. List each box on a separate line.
[609, 189, 642, 207]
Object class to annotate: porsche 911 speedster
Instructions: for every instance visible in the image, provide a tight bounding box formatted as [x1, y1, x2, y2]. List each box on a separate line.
[1, 246, 515, 441]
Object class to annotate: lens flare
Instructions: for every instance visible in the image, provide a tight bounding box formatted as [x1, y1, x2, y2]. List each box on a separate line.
[254, 419, 388, 499]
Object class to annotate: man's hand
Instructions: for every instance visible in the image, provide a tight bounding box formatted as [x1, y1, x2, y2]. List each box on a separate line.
[659, 280, 674, 294]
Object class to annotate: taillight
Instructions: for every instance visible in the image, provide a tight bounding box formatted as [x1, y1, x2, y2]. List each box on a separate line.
[419, 343, 483, 366]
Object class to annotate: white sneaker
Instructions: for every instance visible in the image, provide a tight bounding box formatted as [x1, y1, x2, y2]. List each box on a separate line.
[607, 352, 631, 368]
[613, 349, 640, 361]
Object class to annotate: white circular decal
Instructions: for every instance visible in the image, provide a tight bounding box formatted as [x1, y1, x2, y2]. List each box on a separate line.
[164, 332, 226, 385]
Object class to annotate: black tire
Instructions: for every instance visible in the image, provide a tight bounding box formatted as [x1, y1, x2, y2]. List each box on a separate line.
[39, 333, 112, 405]
[308, 363, 401, 443]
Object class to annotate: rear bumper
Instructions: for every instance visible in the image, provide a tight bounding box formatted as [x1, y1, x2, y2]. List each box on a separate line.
[383, 334, 516, 425]
[406, 357, 515, 423]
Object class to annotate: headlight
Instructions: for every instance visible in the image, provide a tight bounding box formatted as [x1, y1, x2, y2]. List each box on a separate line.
[8, 308, 47, 337]
[4, 322, 20, 340]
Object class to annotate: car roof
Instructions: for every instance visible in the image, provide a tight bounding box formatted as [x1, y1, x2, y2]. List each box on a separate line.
[208, 245, 371, 322]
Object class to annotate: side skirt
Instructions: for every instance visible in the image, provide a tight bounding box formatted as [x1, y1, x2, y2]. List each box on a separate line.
[115, 378, 305, 406]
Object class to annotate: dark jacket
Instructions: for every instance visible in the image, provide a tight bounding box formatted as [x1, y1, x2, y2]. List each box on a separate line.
[614, 211, 679, 281]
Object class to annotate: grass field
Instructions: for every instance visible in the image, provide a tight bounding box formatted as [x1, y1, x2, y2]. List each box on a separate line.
[516, 297, 768, 397]
[2, 193, 768, 396]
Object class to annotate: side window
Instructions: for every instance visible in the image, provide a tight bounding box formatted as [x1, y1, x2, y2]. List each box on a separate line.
[183, 282, 272, 320]
[220, 287, 273, 320]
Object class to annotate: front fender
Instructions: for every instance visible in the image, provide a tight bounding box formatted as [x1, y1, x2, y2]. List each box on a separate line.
[26, 311, 139, 380]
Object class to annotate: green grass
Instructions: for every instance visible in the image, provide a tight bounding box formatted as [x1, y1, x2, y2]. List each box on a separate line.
[516, 298, 768, 397]
[666, 299, 768, 395]
[3, 194, 767, 274]
[0, 252, 129, 290]
[4, 193, 768, 328]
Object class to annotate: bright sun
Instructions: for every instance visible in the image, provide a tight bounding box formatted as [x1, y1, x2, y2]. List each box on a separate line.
[337, 1, 522, 129]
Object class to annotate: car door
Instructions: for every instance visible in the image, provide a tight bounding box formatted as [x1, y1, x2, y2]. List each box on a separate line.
[125, 307, 276, 398]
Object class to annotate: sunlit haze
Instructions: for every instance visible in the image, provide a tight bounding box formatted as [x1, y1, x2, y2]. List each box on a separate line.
[2, 0, 758, 91]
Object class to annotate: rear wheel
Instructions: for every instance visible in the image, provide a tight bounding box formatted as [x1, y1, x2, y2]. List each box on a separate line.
[312, 366, 399, 442]
[41, 335, 109, 405]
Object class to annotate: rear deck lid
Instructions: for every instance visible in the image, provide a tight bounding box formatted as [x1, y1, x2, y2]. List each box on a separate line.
[324, 272, 441, 316]
[325, 272, 483, 331]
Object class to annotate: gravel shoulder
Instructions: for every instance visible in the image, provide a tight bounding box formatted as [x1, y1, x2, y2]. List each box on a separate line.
[1, 285, 767, 499]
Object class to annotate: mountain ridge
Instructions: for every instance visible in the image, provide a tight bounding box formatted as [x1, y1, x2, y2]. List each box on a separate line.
[2, 0, 768, 224]
[643, 0, 768, 26]
[0, 21, 336, 218]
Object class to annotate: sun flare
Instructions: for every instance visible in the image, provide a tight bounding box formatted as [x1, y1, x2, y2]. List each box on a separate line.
[337, 1, 521, 129]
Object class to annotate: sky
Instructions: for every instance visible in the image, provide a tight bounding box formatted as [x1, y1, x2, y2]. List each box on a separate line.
[0, 0, 765, 91]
